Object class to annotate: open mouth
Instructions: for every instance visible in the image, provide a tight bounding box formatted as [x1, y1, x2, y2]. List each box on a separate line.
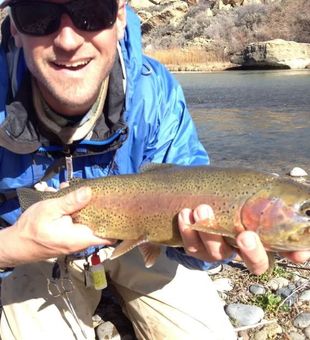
[52, 59, 91, 71]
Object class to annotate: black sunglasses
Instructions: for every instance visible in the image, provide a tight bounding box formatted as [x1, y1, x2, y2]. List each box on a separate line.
[10, 0, 119, 36]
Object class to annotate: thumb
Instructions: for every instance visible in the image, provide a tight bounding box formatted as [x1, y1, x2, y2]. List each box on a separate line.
[48, 186, 92, 217]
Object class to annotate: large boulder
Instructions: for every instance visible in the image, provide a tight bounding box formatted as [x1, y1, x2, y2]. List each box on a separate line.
[231, 39, 310, 69]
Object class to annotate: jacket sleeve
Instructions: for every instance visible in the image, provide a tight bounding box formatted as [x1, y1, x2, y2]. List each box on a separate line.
[141, 60, 209, 167]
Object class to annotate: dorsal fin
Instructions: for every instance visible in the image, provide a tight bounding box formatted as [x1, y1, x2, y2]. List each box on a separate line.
[140, 162, 181, 173]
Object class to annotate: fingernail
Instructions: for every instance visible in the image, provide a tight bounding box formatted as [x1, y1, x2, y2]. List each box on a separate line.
[239, 233, 257, 250]
[195, 205, 214, 221]
[187, 246, 198, 253]
[76, 187, 91, 202]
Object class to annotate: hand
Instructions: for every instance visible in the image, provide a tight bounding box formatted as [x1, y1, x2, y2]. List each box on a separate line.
[0, 187, 114, 267]
[178, 204, 310, 275]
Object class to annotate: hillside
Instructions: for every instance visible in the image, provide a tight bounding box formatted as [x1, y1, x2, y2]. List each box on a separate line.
[129, 0, 310, 70]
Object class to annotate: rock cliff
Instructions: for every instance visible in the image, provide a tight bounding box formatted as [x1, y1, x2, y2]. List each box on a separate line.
[129, 0, 310, 70]
[230, 39, 310, 69]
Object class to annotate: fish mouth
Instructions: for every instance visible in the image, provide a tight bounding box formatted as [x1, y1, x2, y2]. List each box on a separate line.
[258, 219, 310, 251]
[287, 225, 310, 242]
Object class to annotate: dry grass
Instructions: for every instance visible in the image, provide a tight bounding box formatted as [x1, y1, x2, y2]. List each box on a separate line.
[145, 48, 227, 65]
[145, 47, 234, 71]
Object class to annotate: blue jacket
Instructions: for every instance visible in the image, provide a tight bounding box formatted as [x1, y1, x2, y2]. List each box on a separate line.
[0, 7, 220, 274]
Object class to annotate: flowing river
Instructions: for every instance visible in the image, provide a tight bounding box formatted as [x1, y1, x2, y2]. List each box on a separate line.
[175, 70, 310, 174]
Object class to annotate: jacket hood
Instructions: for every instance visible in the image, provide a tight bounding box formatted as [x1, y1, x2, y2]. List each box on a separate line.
[119, 6, 144, 111]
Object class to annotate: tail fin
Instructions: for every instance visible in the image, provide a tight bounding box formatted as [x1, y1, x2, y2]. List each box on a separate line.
[17, 187, 56, 212]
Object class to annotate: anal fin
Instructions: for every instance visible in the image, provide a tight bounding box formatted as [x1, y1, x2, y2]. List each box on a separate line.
[138, 243, 161, 268]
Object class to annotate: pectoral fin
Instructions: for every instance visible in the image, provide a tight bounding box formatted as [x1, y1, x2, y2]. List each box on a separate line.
[189, 219, 236, 239]
[110, 236, 147, 260]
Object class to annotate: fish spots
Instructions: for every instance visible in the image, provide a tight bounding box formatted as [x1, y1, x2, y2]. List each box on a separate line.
[24, 165, 309, 253]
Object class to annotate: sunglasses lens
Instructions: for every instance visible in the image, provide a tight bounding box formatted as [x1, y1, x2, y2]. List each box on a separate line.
[69, 0, 118, 31]
[10, 0, 118, 36]
[11, 3, 60, 36]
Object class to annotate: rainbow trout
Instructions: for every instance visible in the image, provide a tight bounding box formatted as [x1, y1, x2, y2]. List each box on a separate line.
[17, 164, 310, 267]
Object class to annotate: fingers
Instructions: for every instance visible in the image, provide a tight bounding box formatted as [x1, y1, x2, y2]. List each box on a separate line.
[178, 208, 199, 253]
[56, 222, 117, 250]
[178, 205, 234, 262]
[280, 251, 310, 264]
[45, 186, 92, 217]
[178, 205, 308, 276]
[236, 231, 269, 275]
[178, 205, 271, 275]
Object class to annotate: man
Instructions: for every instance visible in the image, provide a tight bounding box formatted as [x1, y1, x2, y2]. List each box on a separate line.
[0, 1, 308, 339]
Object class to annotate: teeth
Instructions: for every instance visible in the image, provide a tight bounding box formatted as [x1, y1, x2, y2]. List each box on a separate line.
[54, 60, 90, 68]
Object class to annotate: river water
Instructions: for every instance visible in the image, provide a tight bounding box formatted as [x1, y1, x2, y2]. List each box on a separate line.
[175, 70, 310, 175]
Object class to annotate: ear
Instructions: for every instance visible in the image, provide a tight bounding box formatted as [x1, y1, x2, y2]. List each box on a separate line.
[116, 1, 126, 41]
[10, 18, 23, 48]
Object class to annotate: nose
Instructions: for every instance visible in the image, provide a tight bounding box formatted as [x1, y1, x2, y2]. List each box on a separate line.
[53, 14, 84, 51]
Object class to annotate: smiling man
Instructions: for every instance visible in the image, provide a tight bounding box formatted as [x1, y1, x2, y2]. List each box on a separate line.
[0, 1, 308, 339]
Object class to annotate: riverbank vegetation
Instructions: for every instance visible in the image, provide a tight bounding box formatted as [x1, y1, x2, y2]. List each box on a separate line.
[142, 0, 310, 70]
[147, 47, 232, 71]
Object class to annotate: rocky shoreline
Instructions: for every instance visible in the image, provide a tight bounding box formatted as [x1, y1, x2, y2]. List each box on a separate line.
[92, 258, 310, 340]
[212, 260, 310, 340]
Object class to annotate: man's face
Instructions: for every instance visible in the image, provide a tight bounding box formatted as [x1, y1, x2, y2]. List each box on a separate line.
[11, 0, 126, 115]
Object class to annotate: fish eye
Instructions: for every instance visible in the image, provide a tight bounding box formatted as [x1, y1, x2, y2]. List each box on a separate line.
[300, 202, 310, 217]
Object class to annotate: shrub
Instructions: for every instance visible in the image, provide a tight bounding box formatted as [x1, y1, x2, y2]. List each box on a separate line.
[141, 0, 309, 57]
